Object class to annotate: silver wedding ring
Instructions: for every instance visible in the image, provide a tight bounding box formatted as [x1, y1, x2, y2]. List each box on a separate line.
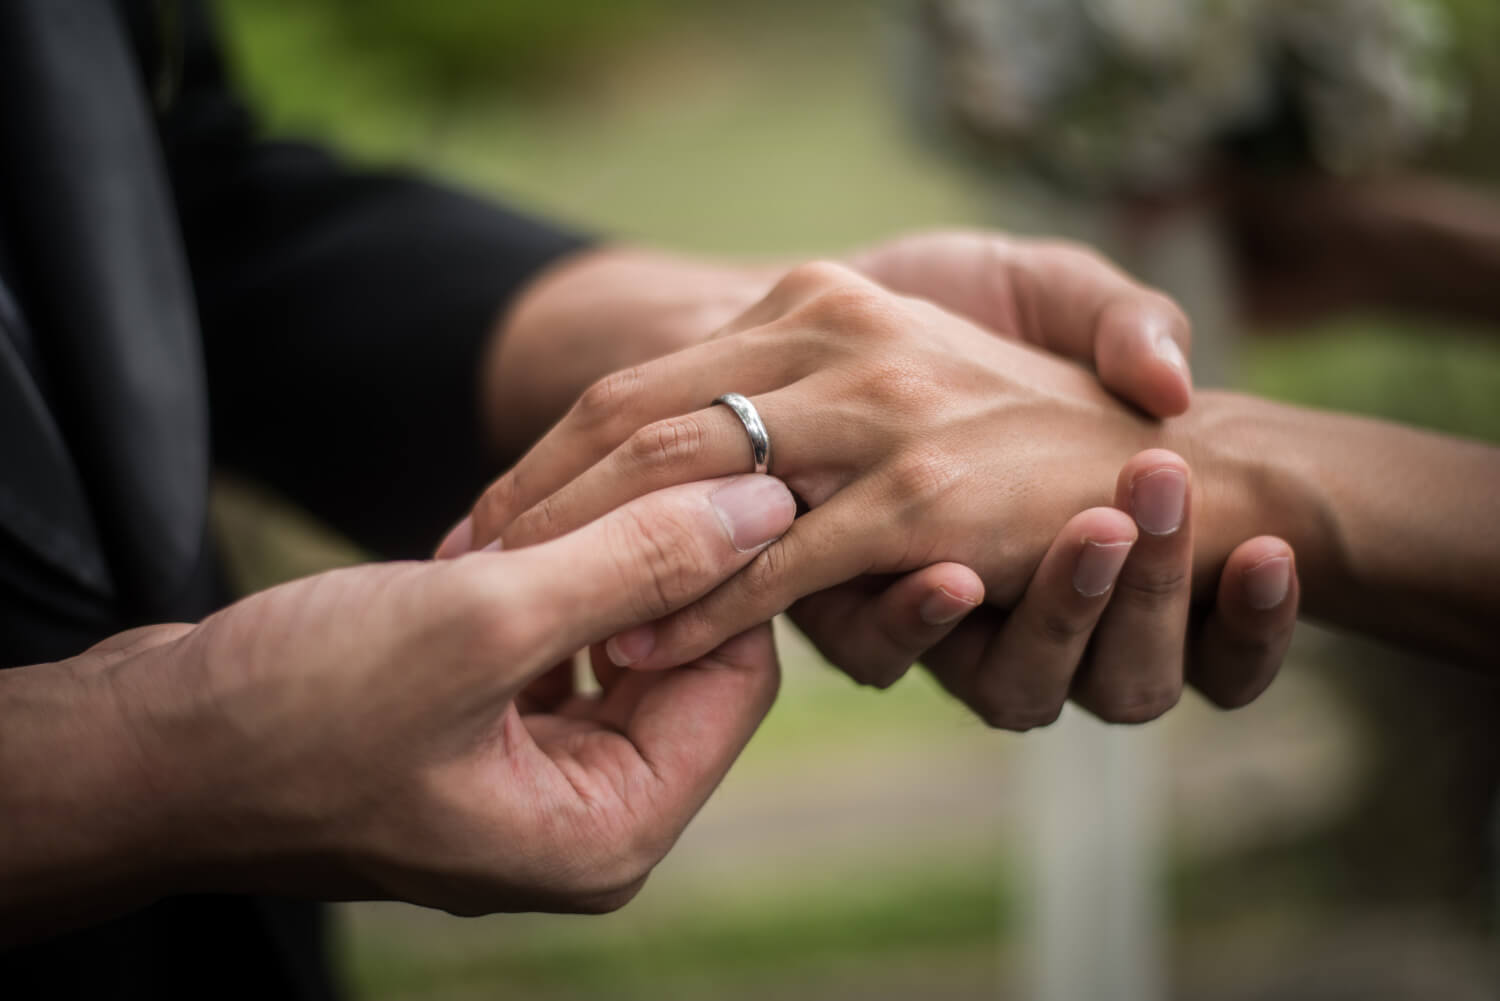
[713, 393, 772, 475]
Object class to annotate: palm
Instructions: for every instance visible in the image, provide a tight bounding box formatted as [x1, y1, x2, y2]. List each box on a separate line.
[509, 626, 780, 828]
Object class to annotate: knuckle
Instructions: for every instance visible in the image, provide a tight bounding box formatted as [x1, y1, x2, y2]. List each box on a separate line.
[736, 539, 790, 603]
[1117, 563, 1189, 607]
[504, 492, 562, 548]
[1032, 607, 1090, 647]
[472, 474, 519, 543]
[775, 259, 861, 299]
[799, 282, 902, 336]
[626, 415, 706, 472]
[574, 366, 646, 429]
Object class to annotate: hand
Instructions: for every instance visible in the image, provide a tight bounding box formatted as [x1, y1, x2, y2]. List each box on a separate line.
[480, 230, 1193, 460]
[451, 262, 1298, 726]
[30, 476, 795, 931]
[849, 228, 1193, 417]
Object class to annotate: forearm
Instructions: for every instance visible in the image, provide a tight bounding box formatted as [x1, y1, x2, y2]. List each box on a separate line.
[481, 246, 779, 460]
[1228, 171, 1500, 327]
[1179, 391, 1500, 666]
[0, 654, 178, 942]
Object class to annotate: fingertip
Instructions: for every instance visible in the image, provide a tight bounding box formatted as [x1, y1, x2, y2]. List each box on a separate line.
[1064, 507, 1137, 598]
[1223, 537, 1299, 617]
[1096, 299, 1194, 418]
[1117, 450, 1191, 538]
[919, 582, 983, 626]
[435, 515, 473, 560]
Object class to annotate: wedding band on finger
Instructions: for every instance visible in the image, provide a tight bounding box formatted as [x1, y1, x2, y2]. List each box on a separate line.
[713, 393, 772, 475]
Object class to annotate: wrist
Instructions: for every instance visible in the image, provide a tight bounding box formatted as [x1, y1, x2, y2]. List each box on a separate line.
[102, 620, 383, 903]
[1164, 390, 1343, 601]
[0, 650, 189, 938]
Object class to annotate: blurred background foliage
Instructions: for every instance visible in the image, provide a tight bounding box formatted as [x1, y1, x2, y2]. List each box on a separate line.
[210, 1, 1500, 999]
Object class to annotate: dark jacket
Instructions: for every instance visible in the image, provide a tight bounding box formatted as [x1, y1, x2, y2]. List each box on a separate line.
[0, 1, 584, 995]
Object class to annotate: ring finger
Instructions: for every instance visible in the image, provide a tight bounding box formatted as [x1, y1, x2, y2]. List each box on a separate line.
[465, 331, 811, 551]
[499, 386, 863, 550]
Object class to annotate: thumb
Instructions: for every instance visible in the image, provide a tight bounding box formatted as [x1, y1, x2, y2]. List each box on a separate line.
[1091, 297, 1194, 418]
[500, 474, 795, 667]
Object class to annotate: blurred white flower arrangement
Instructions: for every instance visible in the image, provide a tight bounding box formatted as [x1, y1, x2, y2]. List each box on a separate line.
[916, 0, 1464, 193]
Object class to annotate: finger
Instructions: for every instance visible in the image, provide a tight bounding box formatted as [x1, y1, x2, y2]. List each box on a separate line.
[610, 478, 890, 671]
[915, 509, 1137, 729]
[502, 387, 859, 551]
[966, 508, 1138, 729]
[1007, 240, 1193, 417]
[467, 334, 805, 552]
[595, 624, 782, 838]
[1071, 449, 1193, 724]
[1189, 537, 1299, 709]
[435, 513, 473, 559]
[498, 474, 796, 672]
[787, 563, 984, 689]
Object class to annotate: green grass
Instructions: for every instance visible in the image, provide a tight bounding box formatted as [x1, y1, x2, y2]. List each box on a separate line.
[344, 863, 1014, 1000]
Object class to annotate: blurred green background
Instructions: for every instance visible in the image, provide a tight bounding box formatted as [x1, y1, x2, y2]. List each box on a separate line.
[210, 1, 1500, 999]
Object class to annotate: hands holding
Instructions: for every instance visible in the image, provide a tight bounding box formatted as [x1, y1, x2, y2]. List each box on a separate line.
[453, 240, 1301, 728]
[4, 228, 1311, 942]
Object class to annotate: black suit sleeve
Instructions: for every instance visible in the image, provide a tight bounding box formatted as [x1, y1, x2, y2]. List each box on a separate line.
[160, 2, 589, 558]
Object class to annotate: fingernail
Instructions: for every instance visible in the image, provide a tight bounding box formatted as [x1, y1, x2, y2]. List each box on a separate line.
[919, 586, 979, 626]
[1152, 327, 1189, 377]
[710, 476, 796, 552]
[1132, 468, 1186, 536]
[436, 516, 472, 559]
[481, 538, 503, 553]
[606, 624, 656, 667]
[1073, 540, 1132, 597]
[1244, 555, 1291, 610]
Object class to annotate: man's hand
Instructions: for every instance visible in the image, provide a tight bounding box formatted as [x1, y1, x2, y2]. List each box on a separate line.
[1, 475, 795, 941]
[452, 262, 1298, 728]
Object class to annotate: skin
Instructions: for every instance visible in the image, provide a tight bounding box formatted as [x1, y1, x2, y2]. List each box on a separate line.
[464, 234, 1297, 725]
[460, 258, 1305, 725]
[460, 255, 1498, 700]
[1, 476, 795, 943]
[3, 229, 1300, 937]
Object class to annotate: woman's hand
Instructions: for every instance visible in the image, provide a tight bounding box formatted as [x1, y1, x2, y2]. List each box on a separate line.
[482, 230, 1193, 460]
[451, 262, 1298, 727]
[3, 476, 795, 940]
